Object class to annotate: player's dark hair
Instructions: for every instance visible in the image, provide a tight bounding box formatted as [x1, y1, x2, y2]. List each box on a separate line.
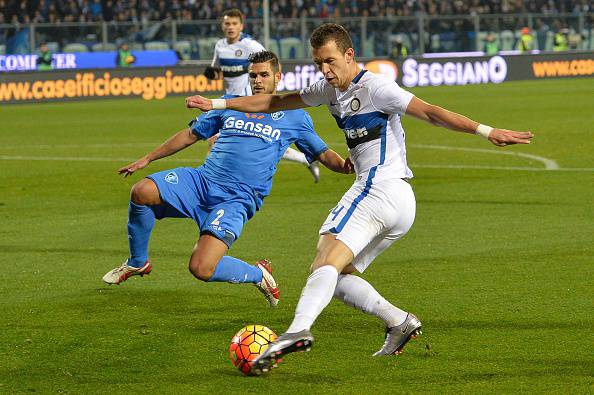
[248, 50, 280, 72]
[310, 23, 353, 54]
[222, 8, 243, 23]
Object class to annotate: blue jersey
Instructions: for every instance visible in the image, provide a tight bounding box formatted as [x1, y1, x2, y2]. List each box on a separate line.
[189, 98, 328, 203]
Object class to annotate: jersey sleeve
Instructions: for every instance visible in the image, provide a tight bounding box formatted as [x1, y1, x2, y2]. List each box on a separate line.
[293, 112, 328, 163]
[369, 78, 414, 115]
[189, 110, 224, 140]
[250, 39, 265, 53]
[299, 79, 331, 107]
[211, 41, 220, 67]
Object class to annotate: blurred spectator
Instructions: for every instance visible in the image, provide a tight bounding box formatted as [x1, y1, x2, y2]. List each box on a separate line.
[518, 27, 534, 52]
[89, 0, 102, 20]
[484, 32, 499, 55]
[554, 27, 569, 51]
[36, 42, 53, 71]
[534, 18, 550, 50]
[391, 36, 408, 58]
[116, 43, 136, 67]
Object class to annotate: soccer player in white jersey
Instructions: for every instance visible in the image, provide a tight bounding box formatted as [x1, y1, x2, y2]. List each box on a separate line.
[186, 23, 533, 373]
[203, 8, 320, 182]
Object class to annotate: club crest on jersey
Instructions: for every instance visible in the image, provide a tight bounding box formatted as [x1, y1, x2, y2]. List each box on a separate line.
[235, 49, 242, 57]
[350, 98, 361, 112]
[164, 172, 178, 184]
[271, 111, 285, 121]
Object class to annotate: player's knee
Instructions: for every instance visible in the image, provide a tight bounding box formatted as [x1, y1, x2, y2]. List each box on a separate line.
[188, 258, 215, 282]
[130, 179, 159, 205]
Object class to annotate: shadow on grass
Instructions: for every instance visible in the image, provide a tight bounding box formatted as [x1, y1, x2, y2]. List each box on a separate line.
[207, 366, 342, 384]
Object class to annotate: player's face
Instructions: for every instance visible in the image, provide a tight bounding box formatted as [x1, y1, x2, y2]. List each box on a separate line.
[248, 62, 280, 95]
[312, 40, 355, 90]
[222, 16, 243, 42]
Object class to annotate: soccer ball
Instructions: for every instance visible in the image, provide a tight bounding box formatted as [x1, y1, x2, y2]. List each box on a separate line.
[229, 324, 277, 375]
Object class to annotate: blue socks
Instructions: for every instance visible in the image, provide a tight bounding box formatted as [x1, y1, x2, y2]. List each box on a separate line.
[127, 201, 155, 268]
[208, 256, 263, 284]
[127, 200, 261, 283]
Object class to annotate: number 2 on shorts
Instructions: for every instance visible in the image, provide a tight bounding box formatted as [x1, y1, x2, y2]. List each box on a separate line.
[211, 209, 225, 225]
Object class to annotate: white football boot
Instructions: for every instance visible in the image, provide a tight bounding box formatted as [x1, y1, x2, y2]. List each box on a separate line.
[102, 259, 152, 285]
[254, 259, 280, 307]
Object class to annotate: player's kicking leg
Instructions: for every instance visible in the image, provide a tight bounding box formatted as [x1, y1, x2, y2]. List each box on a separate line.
[282, 147, 320, 183]
[103, 178, 160, 285]
[250, 235, 350, 374]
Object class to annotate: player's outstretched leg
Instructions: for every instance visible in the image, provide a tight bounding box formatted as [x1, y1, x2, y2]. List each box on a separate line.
[333, 273, 421, 355]
[250, 265, 339, 374]
[282, 147, 320, 183]
[103, 181, 160, 285]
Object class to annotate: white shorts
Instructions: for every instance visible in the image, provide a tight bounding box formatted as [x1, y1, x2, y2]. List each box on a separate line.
[319, 177, 416, 273]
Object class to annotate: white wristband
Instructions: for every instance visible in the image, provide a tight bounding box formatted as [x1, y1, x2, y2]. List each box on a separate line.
[211, 99, 226, 110]
[476, 124, 493, 139]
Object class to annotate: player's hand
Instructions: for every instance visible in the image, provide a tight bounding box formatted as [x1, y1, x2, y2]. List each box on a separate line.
[203, 66, 221, 80]
[343, 157, 355, 174]
[186, 95, 212, 111]
[118, 157, 150, 177]
[488, 129, 533, 147]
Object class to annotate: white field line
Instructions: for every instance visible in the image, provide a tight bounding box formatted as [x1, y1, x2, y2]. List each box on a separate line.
[0, 155, 199, 163]
[410, 144, 560, 170]
[1, 144, 592, 172]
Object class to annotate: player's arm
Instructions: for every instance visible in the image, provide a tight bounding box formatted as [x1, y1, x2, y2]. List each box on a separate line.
[405, 97, 533, 147]
[186, 92, 307, 113]
[118, 128, 198, 177]
[317, 149, 354, 174]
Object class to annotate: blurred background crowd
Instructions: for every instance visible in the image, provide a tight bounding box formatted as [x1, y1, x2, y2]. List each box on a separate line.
[1, 0, 591, 24]
[0, 0, 592, 59]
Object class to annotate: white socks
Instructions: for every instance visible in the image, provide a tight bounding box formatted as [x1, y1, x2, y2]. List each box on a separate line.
[333, 274, 408, 328]
[282, 147, 309, 165]
[286, 266, 339, 333]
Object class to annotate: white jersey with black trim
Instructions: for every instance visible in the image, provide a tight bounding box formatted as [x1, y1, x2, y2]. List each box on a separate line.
[299, 69, 414, 181]
[211, 34, 265, 96]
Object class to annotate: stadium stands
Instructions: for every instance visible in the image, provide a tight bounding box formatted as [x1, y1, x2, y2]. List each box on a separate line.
[1, 1, 590, 23]
[0, 1, 591, 58]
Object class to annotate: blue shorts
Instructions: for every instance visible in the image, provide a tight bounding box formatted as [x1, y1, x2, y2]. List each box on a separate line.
[147, 167, 257, 247]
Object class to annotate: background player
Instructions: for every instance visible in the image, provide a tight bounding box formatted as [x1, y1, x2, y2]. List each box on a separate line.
[203, 8, 321, 182]
[102, 50, 353, 310]
[186, 24, 533, 373]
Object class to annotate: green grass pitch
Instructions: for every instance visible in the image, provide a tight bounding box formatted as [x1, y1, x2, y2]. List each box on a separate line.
[1, 78, 593, 393]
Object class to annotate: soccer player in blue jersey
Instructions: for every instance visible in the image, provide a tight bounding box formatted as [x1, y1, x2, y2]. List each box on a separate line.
[102, 50, 353, 308]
